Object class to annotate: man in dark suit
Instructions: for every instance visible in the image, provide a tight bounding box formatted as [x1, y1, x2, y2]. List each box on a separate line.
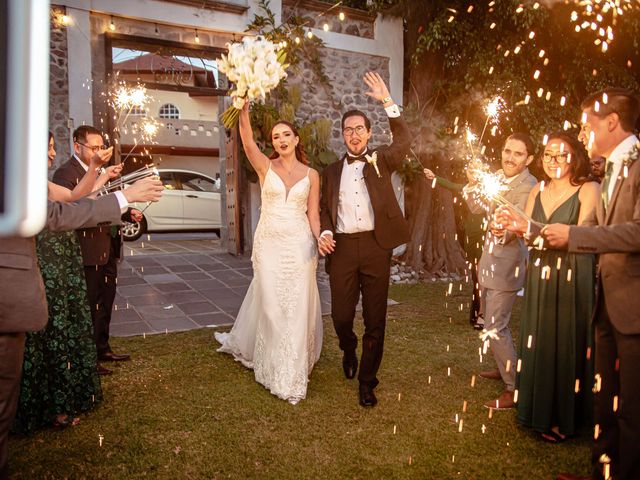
[318, 72, 411, 407]
[0, 178, 163, 480]
[545, 88, 640, 480]
[53, 126, 137, 373]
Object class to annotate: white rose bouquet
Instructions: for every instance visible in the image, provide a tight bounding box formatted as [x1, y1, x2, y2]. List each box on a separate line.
[217, 36, 288, 128]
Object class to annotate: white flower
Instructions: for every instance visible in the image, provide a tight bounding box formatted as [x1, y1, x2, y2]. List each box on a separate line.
[365, 152, 381, 178]
[232, 96, 246, 109]
[218, 35, 289, 128]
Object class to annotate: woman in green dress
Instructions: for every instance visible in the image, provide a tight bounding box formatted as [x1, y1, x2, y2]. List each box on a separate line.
[498, 133, 600, 442]
[13, 133, 119, 433]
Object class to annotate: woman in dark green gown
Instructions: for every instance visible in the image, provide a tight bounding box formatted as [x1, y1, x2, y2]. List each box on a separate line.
[13, 133, 118, 433]
[500, 133, 600, 442]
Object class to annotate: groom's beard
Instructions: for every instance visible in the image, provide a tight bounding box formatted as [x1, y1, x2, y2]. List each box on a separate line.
[346, 145, 368, 156]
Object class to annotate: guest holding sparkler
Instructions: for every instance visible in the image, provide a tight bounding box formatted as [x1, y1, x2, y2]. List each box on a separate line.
[542, 88, 640, 480]
[13, 132, 123, 433]
[463, 133, 537, 410]
[53, 126, 141, 375]
[497, 133, 600, 444]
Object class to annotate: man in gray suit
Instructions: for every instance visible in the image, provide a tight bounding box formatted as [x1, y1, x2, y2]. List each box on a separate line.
[0, 178, 163, 480]
[464, 133, 537, 410]
[545, 88, 640, 480]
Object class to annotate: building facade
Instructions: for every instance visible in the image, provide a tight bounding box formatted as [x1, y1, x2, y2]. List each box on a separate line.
[49, 0, 404, 253]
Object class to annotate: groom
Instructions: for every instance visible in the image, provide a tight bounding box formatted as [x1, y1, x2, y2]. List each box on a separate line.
[318, 72, 412, 407]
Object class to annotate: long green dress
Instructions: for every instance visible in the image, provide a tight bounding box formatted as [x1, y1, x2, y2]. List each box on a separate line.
[516, 189, 595, 436]
[13, 230, 102, 433]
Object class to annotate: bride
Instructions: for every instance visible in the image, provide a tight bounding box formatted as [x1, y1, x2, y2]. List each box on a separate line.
[215, 103, 323, 404]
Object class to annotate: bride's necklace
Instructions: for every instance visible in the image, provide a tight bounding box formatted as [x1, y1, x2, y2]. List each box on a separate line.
[280, 160, 297, 175]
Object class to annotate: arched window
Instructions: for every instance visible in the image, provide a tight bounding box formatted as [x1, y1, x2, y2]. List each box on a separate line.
[159, 103, 180, 119]
[130, 106, 146, 116]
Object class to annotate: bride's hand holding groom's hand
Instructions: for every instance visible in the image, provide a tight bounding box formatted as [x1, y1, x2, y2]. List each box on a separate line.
[317, 233, 335, 256]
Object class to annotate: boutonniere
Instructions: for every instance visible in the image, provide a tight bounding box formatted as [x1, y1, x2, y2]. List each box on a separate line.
[621, 142, 640, 178]
[365, 151, 381, 178]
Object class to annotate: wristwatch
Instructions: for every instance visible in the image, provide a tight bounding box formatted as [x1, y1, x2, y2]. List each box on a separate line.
[382, 96, 392, 104]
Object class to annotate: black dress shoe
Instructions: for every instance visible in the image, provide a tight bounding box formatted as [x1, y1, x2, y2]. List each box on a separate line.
[97, 365, 113, 376]
[98, 351, 131, 362]
[359, 384, 377, 407]
[342, 352, 358, 379]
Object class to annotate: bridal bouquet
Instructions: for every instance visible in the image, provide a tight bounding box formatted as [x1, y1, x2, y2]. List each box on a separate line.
[217, 36, 288, 128]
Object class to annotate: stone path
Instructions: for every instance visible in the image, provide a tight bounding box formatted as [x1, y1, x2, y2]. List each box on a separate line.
[112, 234, 332, 337]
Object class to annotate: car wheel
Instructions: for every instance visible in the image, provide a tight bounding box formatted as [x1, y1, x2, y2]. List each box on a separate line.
[122, 216, 147, 242]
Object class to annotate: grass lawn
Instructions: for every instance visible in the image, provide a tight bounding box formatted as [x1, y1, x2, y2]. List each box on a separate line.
[9, 282, 591, 479]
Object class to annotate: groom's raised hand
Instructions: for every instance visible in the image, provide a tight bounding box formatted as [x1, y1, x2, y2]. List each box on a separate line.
[363, 72, 393, 107]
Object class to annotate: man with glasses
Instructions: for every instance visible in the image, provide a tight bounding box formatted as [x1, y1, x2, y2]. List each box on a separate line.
[318, 72, 411, 407]
[53, 126, 134, 375]
[463, 133, 537, 410]
[544, 88, 640, 480]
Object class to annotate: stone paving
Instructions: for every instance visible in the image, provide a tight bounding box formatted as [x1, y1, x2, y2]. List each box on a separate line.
[112, 234, 332, 337]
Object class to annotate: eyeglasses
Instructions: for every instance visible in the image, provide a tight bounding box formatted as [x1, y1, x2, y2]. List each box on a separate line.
[76, 142, 106, 153]
[343, 126, 368, 136]
[542, 152, 570, 164]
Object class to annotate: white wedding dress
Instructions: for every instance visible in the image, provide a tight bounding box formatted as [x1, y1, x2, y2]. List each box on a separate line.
[215, 164, 323, 404]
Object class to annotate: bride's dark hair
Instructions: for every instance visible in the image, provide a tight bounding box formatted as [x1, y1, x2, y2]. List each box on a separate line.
[268, 120, 309, 166]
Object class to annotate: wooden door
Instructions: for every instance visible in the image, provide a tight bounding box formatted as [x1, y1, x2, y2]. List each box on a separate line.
[225, 126, 242, 255]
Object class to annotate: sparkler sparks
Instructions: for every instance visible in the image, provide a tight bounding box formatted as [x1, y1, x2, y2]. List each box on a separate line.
[569, 0, 640, 52]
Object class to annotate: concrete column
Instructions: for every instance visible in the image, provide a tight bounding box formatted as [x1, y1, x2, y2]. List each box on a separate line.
[66, 6, 94, 146]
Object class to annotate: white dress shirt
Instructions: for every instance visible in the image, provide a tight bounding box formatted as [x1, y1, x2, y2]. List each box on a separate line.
[336, 155, 375, 233]
[605, 134, 638, 203]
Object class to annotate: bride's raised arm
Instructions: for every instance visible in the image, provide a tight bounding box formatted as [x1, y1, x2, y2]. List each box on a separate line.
[238, 102, 270, 182]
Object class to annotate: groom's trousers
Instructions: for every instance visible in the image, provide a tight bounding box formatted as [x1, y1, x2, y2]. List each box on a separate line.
[329, 231, 392, 388]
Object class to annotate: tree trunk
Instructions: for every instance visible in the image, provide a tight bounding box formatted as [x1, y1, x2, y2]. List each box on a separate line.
[403, 155, 467, 278]
[400, 6, 468, 278]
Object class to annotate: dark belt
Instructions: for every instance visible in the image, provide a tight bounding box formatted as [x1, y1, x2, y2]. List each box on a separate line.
[334, 230, 374, 239]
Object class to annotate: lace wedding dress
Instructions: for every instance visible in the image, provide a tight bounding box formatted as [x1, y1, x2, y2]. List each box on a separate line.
[215, 164, 323, 404]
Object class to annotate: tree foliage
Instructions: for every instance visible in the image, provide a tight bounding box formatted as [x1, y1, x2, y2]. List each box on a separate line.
[360, 0, 640, 161]
[340, 0, 640, 277]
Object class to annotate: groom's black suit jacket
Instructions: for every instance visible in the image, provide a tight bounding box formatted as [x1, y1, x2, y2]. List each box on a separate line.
[320, 115, 412, 273]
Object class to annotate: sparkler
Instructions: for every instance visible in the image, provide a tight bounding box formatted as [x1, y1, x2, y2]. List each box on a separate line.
[465, 165, 542, 229]
[120, 117, 161, 165]
[93, 164, 159, 196]
[479, 96, 505, 144]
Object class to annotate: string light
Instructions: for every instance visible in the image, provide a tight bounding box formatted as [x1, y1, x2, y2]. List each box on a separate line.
[339, 11, 345, 21]
[109, 15, 116, 31]
[195, 29, 200, 43]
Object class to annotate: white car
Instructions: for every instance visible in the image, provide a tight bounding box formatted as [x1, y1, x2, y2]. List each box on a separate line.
[123, 168, 221, 241]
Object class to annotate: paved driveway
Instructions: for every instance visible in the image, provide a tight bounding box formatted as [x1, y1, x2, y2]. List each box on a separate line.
[112, 233, 332, 337]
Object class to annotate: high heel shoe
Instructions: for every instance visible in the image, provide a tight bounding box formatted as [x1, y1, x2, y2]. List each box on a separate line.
[52, 414, 80, 429]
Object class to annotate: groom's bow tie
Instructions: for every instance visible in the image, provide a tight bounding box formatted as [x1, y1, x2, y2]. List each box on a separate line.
[345, 151, 368, 164]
